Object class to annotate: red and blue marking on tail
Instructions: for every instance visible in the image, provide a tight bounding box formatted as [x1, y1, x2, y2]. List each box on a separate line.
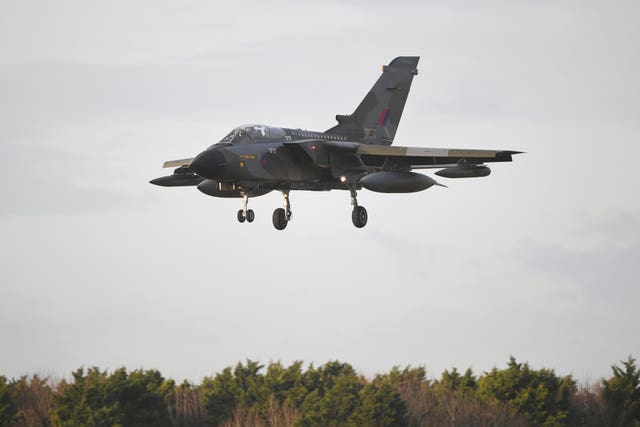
[377, 108, 391, 126]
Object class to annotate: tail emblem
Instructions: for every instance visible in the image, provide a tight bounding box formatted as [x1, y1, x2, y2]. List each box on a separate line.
[377, 108, 391, 126]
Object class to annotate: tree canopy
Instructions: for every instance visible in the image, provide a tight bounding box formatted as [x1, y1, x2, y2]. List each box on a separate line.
[0, 356, 639, 426]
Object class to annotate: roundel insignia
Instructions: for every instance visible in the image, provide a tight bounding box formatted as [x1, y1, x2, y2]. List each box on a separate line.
[260, 154, 269, 169]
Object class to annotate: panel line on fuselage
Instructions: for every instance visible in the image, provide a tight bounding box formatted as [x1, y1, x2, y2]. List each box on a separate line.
[284, 128, 347, 142]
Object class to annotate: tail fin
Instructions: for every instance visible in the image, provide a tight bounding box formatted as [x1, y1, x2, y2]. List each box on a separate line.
[326, 56, 419, 145]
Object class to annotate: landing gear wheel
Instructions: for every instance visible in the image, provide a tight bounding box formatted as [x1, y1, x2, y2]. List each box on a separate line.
[246, 209, 255, 223]
[272, 208, 288, 230]
[352, 205, 368, 228]
[237, 209, 246, 223]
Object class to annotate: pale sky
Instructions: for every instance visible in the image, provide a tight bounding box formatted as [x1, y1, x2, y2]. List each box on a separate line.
[1, 0, 639, 383]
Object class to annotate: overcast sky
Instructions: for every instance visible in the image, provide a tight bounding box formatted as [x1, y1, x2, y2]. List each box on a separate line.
[1, 0, 639, 383]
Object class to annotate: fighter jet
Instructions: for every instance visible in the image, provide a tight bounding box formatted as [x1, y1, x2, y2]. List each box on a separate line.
[151, 56, 520, 230]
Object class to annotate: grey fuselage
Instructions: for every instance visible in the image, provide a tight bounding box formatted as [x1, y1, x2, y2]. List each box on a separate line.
[187, 124, 368, 197]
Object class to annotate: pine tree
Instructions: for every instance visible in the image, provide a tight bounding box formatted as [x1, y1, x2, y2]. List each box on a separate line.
[602, 356, 640, 426]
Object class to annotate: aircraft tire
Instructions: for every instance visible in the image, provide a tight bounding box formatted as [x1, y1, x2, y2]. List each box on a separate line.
[352, 206, 368, 228]
[272, 208, 288, 230]
[246, 209, 255, 223]
[237, 209, 246, 223]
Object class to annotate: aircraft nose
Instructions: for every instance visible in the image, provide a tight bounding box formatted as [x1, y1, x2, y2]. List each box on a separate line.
[189, 148, 227, 179]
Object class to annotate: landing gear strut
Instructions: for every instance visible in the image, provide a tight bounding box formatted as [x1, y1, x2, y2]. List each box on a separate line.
[272, 191, 292, 230]
[349, 187, 367, 228]
[237, 194, 254, 223]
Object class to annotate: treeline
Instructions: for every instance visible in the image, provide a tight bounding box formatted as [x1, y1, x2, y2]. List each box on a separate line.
[1, 356, 639, 426]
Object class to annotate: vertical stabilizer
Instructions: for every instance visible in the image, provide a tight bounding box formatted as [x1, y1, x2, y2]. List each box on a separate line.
[326, 56, 419, 145]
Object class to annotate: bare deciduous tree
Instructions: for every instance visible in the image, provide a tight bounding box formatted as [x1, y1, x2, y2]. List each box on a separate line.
[11, 375, 54, 427]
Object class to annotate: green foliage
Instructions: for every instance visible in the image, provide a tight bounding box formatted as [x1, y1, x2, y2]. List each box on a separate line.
[350, 375, 406, 427]
[263, 360, 307, 406]
[436, 367, 477, 396]
[50, 367, 173, 427]
[0, 375, 17, 426]
[477, 356, 575, 426]
[3, 356, 640, 426]
[200, 366, 242, 425]
[199, 360, 409, 426]
[602, 356, 640, 426]
[297, 362, 363, 426]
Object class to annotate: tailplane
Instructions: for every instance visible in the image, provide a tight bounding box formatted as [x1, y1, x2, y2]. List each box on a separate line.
[326, 56, 419, 145]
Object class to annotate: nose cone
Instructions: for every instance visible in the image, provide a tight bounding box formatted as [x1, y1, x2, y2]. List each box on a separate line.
[190, 148, 227, 179]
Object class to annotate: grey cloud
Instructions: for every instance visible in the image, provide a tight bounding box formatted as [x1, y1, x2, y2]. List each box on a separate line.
[0, 59, 350, 137]
[526, 242, 640, 299]
[0, 144, 137, 215]
[521, 212, 640, 305]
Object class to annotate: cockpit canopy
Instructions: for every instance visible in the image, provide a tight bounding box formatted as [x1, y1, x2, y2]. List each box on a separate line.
[220, 124, 286, 144]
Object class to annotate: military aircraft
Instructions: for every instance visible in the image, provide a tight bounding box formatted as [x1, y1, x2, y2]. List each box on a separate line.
[151, 56, 520, 230]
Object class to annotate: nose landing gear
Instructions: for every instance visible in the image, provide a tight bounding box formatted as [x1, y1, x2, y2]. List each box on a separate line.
[237, 194, 255, 223]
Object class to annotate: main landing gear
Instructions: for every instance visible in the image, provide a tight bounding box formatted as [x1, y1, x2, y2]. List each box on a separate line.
[272, 190, 292, 231]
[349, 187, 368, 228]
[235, 189, 366, 229]
[237, 194, 255, 223]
